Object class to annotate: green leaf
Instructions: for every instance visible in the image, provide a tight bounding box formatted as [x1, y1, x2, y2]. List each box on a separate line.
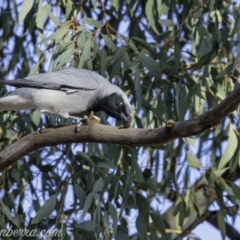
[92, 0, 98, 9]
[155, 30, 172, 41]
[128, 40, 138, 53]
[94, 159, 117, 169]
[173, 198, 186, 228]
[109, 47, 125, 66]
[38, 25, 70, 45]
[174, 43, 181, 70]
[193, 41, 219, 69]
[115, 231, 129, 240]
[216, 63, 234, 79]
[150, 212, 168, 239]
[93, 177, 104, 192]
[198, 35, 213, 58]
[30, 110, 41, 127]
[157, 0, 169, 15]
[99, 49, 107, 75]
[217, 210, 226, 240]
[135, 64, 142, 112]
[132, 37, 156, 56]
[31, 194, 57, 224]
[140, 54, 161, 77]
[136, 214, 147, 240]
[29, 60, 43, 75]
[18, 0, 34, 24]
[186, 152, 201, 168]
[185, 137, 196, 147]
[76, 152, 95, 165]
[231, 183, 240, 200]
[136, 193, 149, 222]
[58, 43, 73, 67]
[11, 169, 21, 183]
[1, 202, 13, 222]
[145, 0, 159, 34]
[36, 0, 45, 30]
[108, 202, 118, 235]
[176, 82, 189, 120]
[81, 18, 103, 28]
[218, 123, 238, 170]
[77, 221, 94, 231]
[0, 217, 6, 229]
[82, 38, 93, 66]
[46, 5, 60, 26]
[101, 34, 117, 51]
[212, 168, 229, 178]
[158, 19, 175, 27]
[74, 184, 86, 207]
[81, 192, 94, 219]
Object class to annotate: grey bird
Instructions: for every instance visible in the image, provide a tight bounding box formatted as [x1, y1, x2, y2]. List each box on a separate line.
[0, 67, 131, 128]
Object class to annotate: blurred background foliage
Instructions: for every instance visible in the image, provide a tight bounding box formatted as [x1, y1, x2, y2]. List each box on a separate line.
[0, 0, 240, 239]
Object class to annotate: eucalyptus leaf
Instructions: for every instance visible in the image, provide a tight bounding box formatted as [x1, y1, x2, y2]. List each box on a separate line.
[18, 0, 34, 23]
[31, 194, 57, 224]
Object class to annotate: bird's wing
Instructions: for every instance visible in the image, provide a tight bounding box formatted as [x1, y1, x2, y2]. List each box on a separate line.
[0, 68, 101, 91]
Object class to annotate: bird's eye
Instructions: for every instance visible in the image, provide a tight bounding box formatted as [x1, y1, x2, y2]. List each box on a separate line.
[117, 101, 124, 113]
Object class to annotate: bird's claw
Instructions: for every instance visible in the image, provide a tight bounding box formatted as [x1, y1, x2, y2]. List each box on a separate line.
[75, 120, 84, 133]
[75, 111, 100, 133]
[39, 125, 46, 133]
[83, 114, 100, 125]
[118, 123, 124, 129]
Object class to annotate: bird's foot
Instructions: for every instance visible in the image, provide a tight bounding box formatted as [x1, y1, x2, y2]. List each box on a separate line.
[118, 123, 124, 129]
[83, 114, 101, 126]
[39, 125, 46, 133]
[118, 121, 130, 129]
[75, 111, 100, 133]
[39, 124, 58, 133]
[75, 120, 84, 133]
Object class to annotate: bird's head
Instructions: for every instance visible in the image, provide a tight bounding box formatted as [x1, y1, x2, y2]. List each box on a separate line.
[97, 91, 131, 128]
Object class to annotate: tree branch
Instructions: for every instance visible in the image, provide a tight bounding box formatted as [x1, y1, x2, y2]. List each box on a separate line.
[176, 205, 239, 239]
[207, 215, 240, 240]
[0, 86, 240, 171]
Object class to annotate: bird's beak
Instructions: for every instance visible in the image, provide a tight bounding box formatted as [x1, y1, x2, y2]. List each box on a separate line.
[120, 112, 131, 128]
[120, 104, 131, 128]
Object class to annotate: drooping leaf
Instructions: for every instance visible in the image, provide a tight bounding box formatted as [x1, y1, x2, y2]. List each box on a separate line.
[81, 18, 103, 28]
[30, 110, 41, 127]
[231, 183, 240, 200]
[93, 177, 104, 192]
[31, 194, 57, 224]
[74, 184, 86, 207]
[140, 54, 161, 77]
[150, 212, 168, 239]
[136, 193, 149, 222]
[158, 19, 175, 27]
[186, 152, 201, 168]
[108, 202, 118, 236]
[217, 210, 226, 240]
[76, 221, 94, 231]
[81, 192, 94, 219]
[18, 0, 34, 24]
[218, 123, 238, 170]
[1, 202, 13, 222]
[136, 214, 148, 240]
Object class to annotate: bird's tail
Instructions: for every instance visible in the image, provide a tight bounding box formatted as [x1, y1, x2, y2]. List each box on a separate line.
[0, 94, 33, 111]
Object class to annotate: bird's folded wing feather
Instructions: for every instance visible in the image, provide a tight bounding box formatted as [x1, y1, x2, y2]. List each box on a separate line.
[0, 68, 100, 91]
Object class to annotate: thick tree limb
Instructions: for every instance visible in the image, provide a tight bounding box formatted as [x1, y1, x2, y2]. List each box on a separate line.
[0, 86, 240, 171]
